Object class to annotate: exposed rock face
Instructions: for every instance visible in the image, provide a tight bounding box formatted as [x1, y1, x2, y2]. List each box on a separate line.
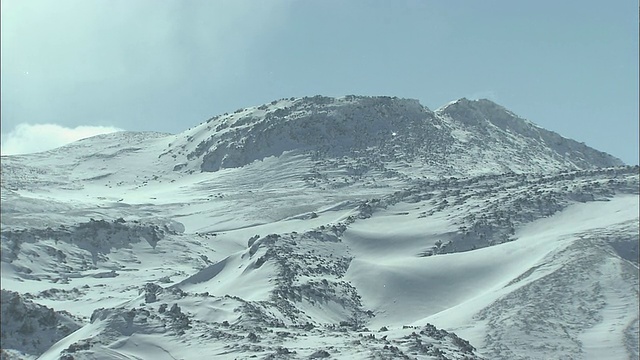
[0, 290, 82, 358]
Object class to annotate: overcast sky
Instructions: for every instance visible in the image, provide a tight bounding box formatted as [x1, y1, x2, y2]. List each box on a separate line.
[1, 0, 638, 164]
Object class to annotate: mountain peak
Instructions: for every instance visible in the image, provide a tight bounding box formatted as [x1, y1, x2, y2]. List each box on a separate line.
[171, 95, 623, 175]
[436, 97, 501, 111]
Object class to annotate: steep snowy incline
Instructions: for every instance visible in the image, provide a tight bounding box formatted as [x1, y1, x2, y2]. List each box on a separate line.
[343, 193, 638, 359]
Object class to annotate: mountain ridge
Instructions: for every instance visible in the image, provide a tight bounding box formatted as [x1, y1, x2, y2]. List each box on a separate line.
[0, 95, 624, 179]
[170, 95, 623, 175]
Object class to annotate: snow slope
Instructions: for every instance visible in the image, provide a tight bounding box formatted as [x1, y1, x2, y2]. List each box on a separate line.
[1, 95, 637, 359]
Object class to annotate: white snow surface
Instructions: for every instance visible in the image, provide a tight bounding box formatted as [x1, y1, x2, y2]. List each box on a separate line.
[1, 95, 638, 359]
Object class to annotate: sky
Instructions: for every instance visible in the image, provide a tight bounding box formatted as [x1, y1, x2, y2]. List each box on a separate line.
[1, 0, 638, 164]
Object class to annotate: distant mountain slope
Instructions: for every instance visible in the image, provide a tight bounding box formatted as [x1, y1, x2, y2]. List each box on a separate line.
[0, 95, 624, 195]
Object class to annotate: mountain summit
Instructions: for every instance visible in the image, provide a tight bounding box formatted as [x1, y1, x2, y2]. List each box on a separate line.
[167, 95, 622, 177]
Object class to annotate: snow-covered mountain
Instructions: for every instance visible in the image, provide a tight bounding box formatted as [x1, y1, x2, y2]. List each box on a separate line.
[176, 95, 623, 175]
[1, 95, 637, 359]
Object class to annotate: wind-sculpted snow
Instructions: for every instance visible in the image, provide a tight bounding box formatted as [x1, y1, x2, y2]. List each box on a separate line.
[42, 296, 484, 360]
[0, 95, 638, 359]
